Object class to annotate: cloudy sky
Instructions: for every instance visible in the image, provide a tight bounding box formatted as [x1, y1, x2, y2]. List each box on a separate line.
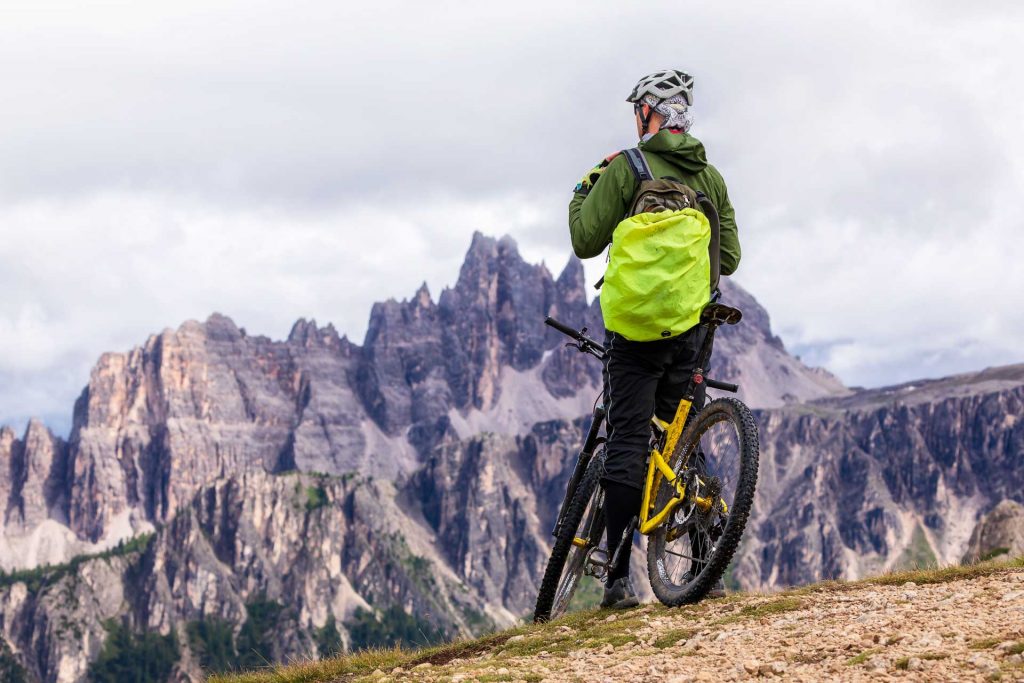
[1, 0, 1022, 434]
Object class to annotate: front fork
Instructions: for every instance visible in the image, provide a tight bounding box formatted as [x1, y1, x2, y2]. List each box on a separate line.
[552, 405, 606, 538]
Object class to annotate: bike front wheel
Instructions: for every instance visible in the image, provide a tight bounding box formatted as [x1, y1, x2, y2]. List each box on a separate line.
[647, 397, 759, 606]
[533, 452, 606, 622]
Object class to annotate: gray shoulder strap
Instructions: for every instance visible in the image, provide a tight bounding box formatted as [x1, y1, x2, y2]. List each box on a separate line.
[623, 147, 654, 182]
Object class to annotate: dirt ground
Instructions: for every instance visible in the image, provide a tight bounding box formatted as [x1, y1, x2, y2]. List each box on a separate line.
[368, 569, 1024, 682]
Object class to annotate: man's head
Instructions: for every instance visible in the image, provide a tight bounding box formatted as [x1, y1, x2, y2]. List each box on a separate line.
[626, 70, 694, 138]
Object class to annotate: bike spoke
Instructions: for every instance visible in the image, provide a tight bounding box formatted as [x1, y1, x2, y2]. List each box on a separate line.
[663, 548, 706, 562]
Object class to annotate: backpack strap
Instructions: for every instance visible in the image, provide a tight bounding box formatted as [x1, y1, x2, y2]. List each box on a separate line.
[695, 192, 721, 294]
[622, 147, 654, 182]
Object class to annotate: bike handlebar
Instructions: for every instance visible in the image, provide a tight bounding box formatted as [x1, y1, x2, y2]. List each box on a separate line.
[544, 316, 580, 338]
[706, 378, 739, 393]
[545, 317, 607, 356]
[545, 317, 739, 393]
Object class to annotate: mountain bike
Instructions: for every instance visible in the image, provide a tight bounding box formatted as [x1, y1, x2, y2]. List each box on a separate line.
[533, 303, 760, 622]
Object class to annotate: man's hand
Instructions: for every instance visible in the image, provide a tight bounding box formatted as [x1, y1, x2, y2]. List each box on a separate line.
[573, 151, 621, 196]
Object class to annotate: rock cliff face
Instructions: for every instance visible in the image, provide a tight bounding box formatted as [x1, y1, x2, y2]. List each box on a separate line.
[737, 365, 1024, 591]
[0, 231, 1018, 682]
[963, 499, 1024, 564]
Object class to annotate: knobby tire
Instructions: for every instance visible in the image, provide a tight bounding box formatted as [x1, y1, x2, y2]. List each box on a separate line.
[533, 452, 605, 623]
[647, 397, 759, 605]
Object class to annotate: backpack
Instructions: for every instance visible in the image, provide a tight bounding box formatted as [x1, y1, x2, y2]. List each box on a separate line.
[600, 147, 721, 341]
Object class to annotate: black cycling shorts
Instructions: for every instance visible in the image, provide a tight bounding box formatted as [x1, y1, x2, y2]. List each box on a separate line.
[601, 326, 708, 490]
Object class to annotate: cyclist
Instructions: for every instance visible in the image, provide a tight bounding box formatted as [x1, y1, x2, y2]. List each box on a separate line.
[567, 69, 741, 609]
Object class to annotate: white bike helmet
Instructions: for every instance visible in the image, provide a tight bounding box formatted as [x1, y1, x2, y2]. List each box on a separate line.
[626, 70, 694, 106]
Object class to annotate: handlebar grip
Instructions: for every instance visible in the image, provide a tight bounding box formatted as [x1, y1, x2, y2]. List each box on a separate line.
[545, 316, 581, 340]
[706, 378, 739, 393]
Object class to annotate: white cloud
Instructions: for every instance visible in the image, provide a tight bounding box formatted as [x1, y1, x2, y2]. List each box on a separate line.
[0, 191, 565, 433]
[1, 0, 1023, 430]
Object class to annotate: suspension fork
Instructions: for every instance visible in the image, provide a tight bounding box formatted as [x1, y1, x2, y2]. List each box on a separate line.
[552, 405, 606, 537]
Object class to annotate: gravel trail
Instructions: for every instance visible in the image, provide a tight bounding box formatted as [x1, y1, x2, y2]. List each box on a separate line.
[365, 569, 1024, 682]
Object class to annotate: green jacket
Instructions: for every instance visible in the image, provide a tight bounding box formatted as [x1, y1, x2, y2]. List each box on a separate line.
[568, 130, 740, 275]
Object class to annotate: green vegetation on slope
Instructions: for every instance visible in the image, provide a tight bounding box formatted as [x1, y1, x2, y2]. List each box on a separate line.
[314, 615, 343, 658]
[186, 597, 288, 675]
[236, 597, 285, 671]
[305, 485, 329, 511]
[894, 523, 938, 571]
[187, 616, 237, 675]
[981, 546, 1010, 562]
[87, 619, 178, 683]
[347, 606, 447, 651]
[0, 533, 154, 592]
[0, 637, 29, 683]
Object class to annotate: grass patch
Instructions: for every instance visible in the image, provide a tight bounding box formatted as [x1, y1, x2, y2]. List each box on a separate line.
[866, 555, 1024, 588]
[574, 615, 646, 641]
[652, 627, 697, 649]
[971, 636, 1007, 650]
[891, 652, 948, 670]
[846, 648, 882, 666]
[1007, 641, 1024, 655]
[207, 629, 519, 683]
[787, 555, 1024, 599]
[582, 633, 636, 648]
[496, 634, 575, 659]
[715, 596, 805, 625]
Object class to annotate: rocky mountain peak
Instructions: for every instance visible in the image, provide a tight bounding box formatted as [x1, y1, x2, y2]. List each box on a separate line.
[288, 318, 343, 350]
[0, 418, 66, 533]
[1, 232, 847, 558]
[0, 424, 17, 447]
[555, 254, 584, 285]
[553, 256, 587, 312]
[288, 318, 319, 343]
[414, 282, 433, 308]
[201, 312, 245, 342]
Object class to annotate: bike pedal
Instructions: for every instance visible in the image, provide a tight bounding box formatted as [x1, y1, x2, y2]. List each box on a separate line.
[584, 546, 610, 580]
[588, 547, 610, 567]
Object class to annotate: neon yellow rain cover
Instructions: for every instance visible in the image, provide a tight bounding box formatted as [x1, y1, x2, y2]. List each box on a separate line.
[600, 208, 711, 341]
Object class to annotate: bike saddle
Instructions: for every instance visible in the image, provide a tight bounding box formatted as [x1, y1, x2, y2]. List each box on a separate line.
[700, 302, 742, 326]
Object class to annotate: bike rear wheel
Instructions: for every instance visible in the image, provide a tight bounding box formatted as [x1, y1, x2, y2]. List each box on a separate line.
[534, 452, 606, 622]
[647, 397, 759, 605]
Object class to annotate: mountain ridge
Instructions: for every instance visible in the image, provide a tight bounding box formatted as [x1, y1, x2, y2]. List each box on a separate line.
[0, 232, 1020, 682]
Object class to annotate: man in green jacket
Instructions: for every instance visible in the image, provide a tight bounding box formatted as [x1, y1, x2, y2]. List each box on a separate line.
[567, 70, 741, 609]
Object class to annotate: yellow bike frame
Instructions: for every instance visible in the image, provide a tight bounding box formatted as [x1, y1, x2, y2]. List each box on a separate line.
[638, 398, 721, 535]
